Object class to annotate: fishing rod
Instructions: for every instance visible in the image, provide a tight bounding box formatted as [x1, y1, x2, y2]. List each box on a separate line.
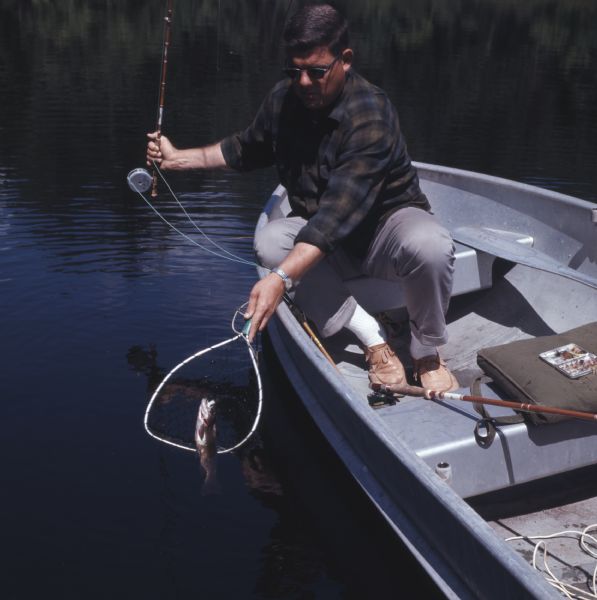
[127, 0, 338, 375]
[374, 384, 597, 421]
[282, 294, 338, 370]
[425, 389, 597, 422]
[151, 0, 175, 198]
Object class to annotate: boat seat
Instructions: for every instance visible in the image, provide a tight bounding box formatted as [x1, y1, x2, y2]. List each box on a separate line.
[263, 188, 533, 314]
[346, 232, 533, 314]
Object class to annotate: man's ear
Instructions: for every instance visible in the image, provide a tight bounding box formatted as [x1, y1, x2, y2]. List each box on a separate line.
[341, 48, 353, 72]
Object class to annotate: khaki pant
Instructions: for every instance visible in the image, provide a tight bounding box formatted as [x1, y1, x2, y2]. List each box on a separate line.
[254, 207, 455, 345]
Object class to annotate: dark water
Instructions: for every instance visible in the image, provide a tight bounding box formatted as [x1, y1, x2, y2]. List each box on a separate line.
[1, 1, 596, 598]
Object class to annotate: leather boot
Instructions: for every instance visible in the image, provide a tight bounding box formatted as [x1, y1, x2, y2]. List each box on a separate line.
[364, 342, 407, 392]
[413, 354, 459, 392]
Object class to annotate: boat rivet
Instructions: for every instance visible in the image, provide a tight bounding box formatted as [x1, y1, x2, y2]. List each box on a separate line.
[435, 461, 453, 485]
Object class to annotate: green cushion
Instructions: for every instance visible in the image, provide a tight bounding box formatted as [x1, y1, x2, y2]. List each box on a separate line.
[477, 322, 597, 425]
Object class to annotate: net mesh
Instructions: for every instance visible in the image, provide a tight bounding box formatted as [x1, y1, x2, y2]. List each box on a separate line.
[140, 338, 260, 452]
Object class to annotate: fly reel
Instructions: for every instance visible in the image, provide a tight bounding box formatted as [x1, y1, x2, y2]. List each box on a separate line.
[127, 168, 153, 193]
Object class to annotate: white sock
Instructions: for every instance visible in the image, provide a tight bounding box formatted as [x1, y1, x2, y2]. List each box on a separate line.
[345, 304, 386, 348]
[410, 334, 437, 359]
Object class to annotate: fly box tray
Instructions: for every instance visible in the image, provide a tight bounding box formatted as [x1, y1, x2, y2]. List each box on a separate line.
[539, 343, 597, 379]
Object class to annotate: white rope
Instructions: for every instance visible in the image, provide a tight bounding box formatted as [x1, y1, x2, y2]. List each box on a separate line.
[505, 524, 597, 598]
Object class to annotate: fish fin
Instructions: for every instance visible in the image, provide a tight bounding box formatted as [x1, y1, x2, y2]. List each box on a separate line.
[201, 474, 222, 496]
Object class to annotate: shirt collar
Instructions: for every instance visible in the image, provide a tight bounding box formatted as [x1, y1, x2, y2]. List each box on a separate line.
[327, 69, 353, 123]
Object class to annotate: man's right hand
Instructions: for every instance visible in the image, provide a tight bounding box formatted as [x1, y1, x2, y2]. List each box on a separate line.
[145, 134, 228, 171]
[146, 131, 177, 170]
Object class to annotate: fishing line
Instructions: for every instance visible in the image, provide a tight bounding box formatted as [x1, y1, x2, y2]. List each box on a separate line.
[127, 165, 337, 372]
[143, 303, 263, 455]
[127, 166, 273, 456]
[134, 0, 266, 459]
[128, 163, 261, 268]
[154, 162, 258, 265]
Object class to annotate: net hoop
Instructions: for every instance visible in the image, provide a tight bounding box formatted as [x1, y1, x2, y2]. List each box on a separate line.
[143, 306, 263, 454]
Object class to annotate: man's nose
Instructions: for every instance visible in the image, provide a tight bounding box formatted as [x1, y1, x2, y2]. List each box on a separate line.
[299, 70, 312, 86]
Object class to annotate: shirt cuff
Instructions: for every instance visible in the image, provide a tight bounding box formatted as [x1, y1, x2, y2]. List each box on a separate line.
[295, 225, 333, 254]
[220, 135, 243, 170]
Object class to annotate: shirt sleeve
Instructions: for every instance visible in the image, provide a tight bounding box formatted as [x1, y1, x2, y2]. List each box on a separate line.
[295, 108, 398, 253]
[220, 88, 277, 171]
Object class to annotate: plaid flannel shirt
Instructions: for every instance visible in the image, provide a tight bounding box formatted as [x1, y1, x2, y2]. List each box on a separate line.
[221, 70, 430, 257]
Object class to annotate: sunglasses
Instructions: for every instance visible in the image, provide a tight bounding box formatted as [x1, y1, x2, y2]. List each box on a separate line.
[283, 56, 340, 81]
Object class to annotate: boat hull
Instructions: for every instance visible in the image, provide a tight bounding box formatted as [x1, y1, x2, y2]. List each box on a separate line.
[255, 163, 597, 599]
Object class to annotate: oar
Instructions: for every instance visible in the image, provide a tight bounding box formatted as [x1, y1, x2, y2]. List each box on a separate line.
[452, 226, 597, 290]
[423, 389, 597, 422]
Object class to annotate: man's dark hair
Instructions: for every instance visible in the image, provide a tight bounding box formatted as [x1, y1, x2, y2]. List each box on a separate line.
[283, 4, 349, 56]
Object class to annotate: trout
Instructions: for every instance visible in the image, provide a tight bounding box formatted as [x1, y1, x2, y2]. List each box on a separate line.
[195, 397, 221, 495]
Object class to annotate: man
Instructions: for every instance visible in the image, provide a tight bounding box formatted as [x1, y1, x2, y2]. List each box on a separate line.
[147, 4, 458, 393]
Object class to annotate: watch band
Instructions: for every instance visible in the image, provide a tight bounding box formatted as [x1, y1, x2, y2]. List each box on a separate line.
[272, 267, 292, 291]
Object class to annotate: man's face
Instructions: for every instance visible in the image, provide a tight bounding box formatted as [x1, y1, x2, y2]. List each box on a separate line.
[287, 46, 352, 111]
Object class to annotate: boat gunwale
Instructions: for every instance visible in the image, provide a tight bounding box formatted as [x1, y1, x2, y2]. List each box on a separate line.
[414, 161, 596, 211]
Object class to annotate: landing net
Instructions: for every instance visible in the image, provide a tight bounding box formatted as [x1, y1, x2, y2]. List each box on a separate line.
[143, 306, 263, 454]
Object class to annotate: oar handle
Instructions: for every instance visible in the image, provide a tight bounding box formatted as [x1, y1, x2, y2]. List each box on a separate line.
[426, 390, 597, 422]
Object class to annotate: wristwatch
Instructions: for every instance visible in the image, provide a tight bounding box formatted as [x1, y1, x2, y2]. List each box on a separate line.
[272, 267, 293, 291]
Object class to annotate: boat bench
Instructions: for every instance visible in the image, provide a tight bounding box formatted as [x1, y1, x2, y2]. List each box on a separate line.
[264, 187, 532, 314]
[347, 235, 533, 315]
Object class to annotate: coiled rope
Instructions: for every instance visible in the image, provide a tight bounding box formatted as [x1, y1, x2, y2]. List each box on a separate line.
[506, 524, 597, 599]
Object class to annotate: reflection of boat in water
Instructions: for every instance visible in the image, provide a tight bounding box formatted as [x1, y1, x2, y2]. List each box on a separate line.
[258, 340, 446, 598]
[255, 162, 597, 599]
